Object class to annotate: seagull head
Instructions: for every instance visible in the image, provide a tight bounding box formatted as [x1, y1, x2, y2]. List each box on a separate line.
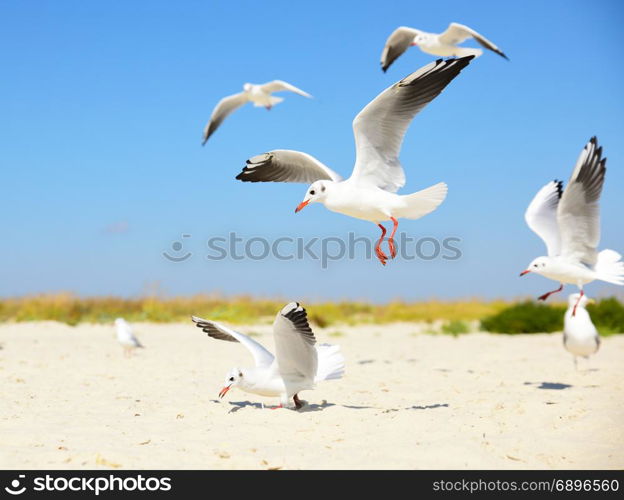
[295, 181, 330, 213]
[219, 367, 243, 399]
[410, 31, 425, 46]
[520, 256, 550, 277]
[568, 293, 594, 308]
[242, 83, 253, 93]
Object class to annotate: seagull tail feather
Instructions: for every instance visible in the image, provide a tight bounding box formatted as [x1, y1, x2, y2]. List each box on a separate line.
[595, 249, 624, 286]
[315, 343, 345, 382]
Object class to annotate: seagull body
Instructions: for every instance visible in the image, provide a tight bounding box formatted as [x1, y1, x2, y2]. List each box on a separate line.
[192, 302, 345, 409]
[521, 137, 624, 314]
[114, 318, 143, 356]
[380, 23, 508, 72]
[563, 293, 600, 369]
[202, 80, 312, 144]
[236, 57, 473, 265]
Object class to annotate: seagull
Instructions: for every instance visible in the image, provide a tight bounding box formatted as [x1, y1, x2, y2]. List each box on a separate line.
[191, 302, 345, 409]
[380, 23, 508, 72]
[202, 81, 312, 144]
[235, 57, 473, 265]
[114, 318, 144, 356]
[521, 137, 624, 315]
[563, 293, 600, 369]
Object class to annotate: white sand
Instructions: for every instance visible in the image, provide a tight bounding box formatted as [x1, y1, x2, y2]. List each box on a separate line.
[1, 321, 622, 470]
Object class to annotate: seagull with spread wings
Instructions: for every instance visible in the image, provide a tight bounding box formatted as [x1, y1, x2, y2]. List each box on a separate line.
[521, 137, 623, 315]
[202, 81, 312, 144]
[192, 302, 345, 410]
[380, 23, 508, 72]
[236, 57, 474, 265]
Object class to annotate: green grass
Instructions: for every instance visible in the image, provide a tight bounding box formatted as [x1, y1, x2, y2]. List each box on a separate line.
[480, 298, 624, 334]
[441, 320, 471, 336]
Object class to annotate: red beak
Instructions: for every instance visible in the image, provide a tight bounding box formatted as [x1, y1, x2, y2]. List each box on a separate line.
[218, 385, 231, 398]
[519, 270, 530, 277]
[410, 42, 418, 46]
[295, 199, 310, 213]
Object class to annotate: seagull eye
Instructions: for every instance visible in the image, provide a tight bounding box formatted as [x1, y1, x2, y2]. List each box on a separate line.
[310, 190, 315, 195]
[229, 377, 234, 382]
[321, 186, 326, 192]
[533, 264, 538, 268]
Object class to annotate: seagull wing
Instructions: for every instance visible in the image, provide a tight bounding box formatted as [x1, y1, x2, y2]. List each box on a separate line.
[236, 149, 342, 183]
[272, 303, 318, 391]
[524, 180, 563, 256]
[380, 26, 420, 72]
[351, 56, 473, 192]
[438, 22, 508, 60]
[259, 80, 312, 98]
[202, 92, 249, 145]
[191, 316, 274, 367]
[557, 137, 607, 266]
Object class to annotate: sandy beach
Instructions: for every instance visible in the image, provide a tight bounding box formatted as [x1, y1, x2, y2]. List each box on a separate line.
[1, 321, 622, 470]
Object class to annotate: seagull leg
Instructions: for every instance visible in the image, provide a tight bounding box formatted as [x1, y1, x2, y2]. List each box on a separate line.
[265, 105, 272, 111]
[269, 404, 283, 410]
[572, 289, 584, 317]
[293, 394, 304, 410]
[388, 217, 399, 259]
[537, 284, 563, 301]
[375, 224, 388, 266]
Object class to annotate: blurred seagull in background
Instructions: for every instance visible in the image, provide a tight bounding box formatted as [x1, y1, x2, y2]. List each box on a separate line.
[521, 137, 624, 315]
[192, 302, 344, 410]
[202, 81, 312, 144]
[563, 293, 600, 370]
[236, 57, 473, 265]
[380, 23, 508, 72]
[115, 318, 144, 357]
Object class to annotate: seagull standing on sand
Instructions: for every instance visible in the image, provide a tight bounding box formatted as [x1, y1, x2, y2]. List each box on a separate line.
[236, 57, 474, 265]
[563, 293, 600, 369]
[521, 137, 624, 315]
[114, 318, 144, 356]
[380, 23, 508, 72]
[202, 81, 312, 144]
[192, 302, 345, 410]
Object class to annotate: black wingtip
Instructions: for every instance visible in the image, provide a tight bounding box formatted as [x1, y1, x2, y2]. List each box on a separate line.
[554, 179, 564, 198]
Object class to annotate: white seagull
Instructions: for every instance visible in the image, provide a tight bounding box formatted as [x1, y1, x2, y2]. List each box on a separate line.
[521, 137, 624, 315]
[236, 57, 473, 265]
[114, 318, 144, 356]
[202, 81, 312, 144]
[380, 23, 508, 72]
[192, 302, 345, 409]
[563, 293, 600, 369]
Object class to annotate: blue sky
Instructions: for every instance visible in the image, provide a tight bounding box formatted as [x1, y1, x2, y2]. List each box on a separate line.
[1, 0, 623, 302]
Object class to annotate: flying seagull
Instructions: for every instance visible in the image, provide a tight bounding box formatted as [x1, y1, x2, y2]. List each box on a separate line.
[202, 81, 312, 144]
[521, 137, 623, 315]
[235, 57, 474, 265]
[192, 302, 345, 410]
[381, 23, 508, 72]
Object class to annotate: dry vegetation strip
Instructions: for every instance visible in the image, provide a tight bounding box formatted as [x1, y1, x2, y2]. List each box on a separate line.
[0, 294, 511, 326]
